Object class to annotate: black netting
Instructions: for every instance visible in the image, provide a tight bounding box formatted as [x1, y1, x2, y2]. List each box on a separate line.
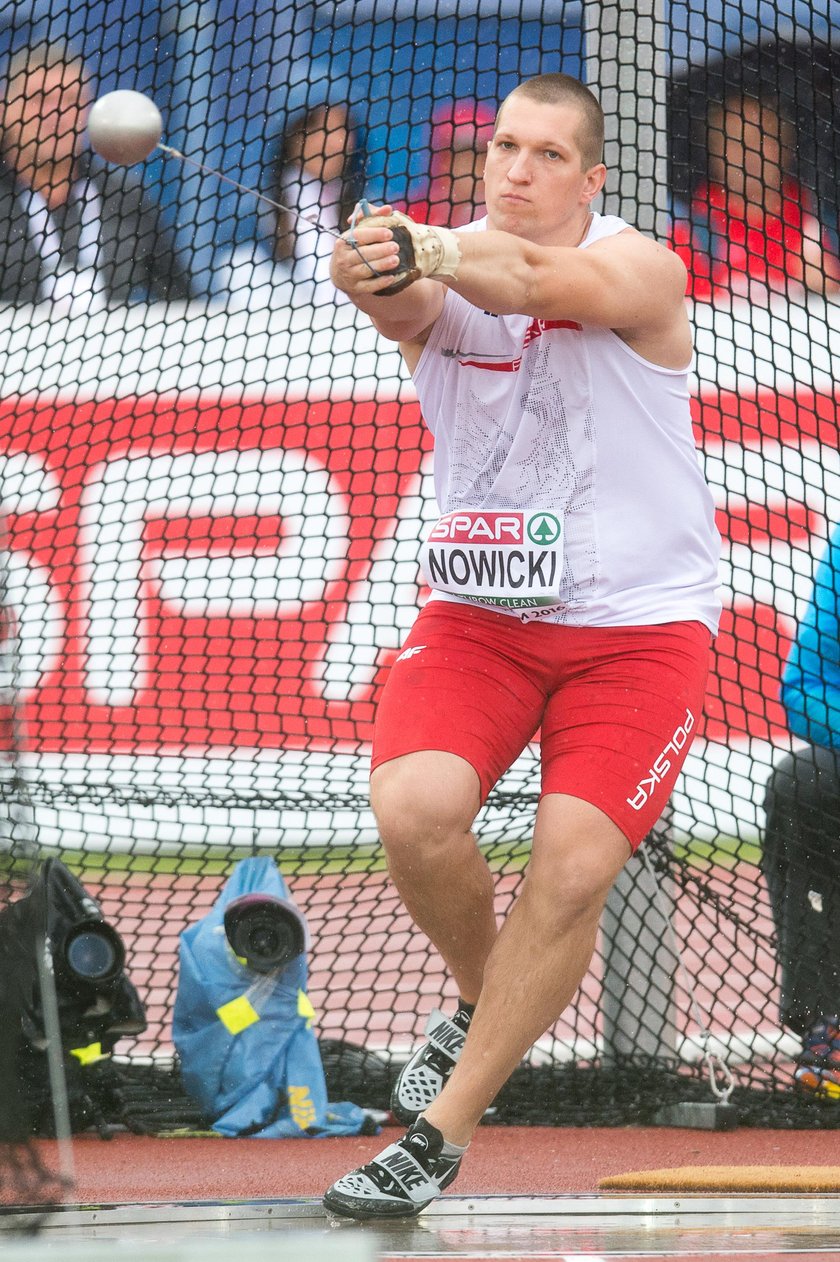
[1, 0, 840, 1167]
[0, 582, 71, 1221]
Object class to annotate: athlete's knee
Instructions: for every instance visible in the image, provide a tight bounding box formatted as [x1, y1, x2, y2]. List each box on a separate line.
[526, 795, 631, 922]
[520, 858, 612, 935]
[524, 833, 628, 931]
[371, 753, 479, 856]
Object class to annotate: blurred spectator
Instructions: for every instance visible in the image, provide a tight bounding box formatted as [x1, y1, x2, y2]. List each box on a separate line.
[216, 98, 366, 310]
[0, 41, 194, 314]
[273, 101, 366, 290]
[671, 91, 840, 302]
[405, 99, 494, 228]
[762, 522, 840, 1099]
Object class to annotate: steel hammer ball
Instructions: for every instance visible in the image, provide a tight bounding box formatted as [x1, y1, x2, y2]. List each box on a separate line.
[87, 90, 163, 165]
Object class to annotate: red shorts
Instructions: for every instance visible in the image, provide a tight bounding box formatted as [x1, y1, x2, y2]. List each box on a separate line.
[371, 601, 712, 849]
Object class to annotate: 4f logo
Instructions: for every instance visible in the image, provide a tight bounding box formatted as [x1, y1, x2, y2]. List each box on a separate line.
[396, 645, 426, 663]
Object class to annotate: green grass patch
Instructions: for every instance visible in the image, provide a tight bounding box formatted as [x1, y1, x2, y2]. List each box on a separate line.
[1, 833, 758, 886]
[673, 835, 761, 871]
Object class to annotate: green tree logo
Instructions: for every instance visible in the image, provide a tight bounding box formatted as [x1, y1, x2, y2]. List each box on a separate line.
[526, 513, 562, 546]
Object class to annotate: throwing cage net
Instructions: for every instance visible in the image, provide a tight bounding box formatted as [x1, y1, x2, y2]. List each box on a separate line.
[1, 0, 840, 1162]
[0, 564, 72, 1220]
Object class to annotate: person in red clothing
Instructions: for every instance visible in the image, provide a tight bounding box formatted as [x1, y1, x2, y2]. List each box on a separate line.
[672, 92, 840, 301]
[405, 99, 495, 228]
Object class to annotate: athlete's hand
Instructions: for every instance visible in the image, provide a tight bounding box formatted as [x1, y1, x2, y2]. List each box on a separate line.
[332, 202, 462, 299]
[330, 203, 404, 299]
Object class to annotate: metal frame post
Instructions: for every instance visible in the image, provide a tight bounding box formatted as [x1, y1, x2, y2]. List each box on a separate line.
[584, 0, 671, 239]
[583, 0, 678, 1065]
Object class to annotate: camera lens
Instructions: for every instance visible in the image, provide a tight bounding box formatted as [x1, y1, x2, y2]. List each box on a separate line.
[63, 923, 124, 984]
[223, 896, 305, 973]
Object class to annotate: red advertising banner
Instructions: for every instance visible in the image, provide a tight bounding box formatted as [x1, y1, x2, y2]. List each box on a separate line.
[0, 395, 430, 755]
[693, 386, 840, 746]
[2, 385, 838, 757]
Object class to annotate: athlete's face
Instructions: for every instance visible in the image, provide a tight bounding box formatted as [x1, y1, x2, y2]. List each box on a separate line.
[483, 95, 606, 244]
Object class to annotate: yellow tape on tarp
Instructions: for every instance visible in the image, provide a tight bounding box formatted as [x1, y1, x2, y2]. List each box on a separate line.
[215, 989, 315, 1035]
[70, 1042, 108, 1066]
[297, 989, 315, 1028]
[216, 995, 259, 1034]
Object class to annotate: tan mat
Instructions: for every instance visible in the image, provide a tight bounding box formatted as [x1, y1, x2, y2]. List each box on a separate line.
[599, 1165, 840, 1192]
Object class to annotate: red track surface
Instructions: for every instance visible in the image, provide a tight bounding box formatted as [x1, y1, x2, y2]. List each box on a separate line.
[29, 1124, 838, 1203]
[11, 1127, 839, 1260]
[92, 860, 782, 1070]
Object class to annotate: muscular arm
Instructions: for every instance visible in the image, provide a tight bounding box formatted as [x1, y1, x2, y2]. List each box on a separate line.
[331, 208, 692, 367]
[445, 227, 686, 331]
[447, 226, 691, 366]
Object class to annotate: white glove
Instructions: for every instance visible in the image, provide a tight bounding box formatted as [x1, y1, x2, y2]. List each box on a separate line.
[355, 209, 462, 295]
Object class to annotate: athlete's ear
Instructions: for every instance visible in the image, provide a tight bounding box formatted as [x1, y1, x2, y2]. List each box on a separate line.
[583, 163, 607, 204]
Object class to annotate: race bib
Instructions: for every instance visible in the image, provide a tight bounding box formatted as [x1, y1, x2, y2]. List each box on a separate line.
[420, 509, 564, 616]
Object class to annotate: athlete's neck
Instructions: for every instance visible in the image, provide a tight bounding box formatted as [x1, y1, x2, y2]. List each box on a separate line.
[573, 211, 593, 247]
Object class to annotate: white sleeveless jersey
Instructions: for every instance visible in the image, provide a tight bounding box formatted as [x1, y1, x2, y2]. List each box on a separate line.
[412, 212, 722, 633]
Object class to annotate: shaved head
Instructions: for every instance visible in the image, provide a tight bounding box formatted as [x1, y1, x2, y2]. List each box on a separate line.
[497, 73, 605, 170]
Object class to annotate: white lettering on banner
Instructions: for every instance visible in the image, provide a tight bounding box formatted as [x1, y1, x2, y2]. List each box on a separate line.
[78, 447, 350, 706]
[0, 551, 64, 694]
[703, 438, 840, 526]
[703, 438, 840, 623]
[314, 452, 437, 703]
[0, 287, 836, 856]
[0, 452, 63, 694]
[0, 451, 62, 514]
[626, 709, 695, 812]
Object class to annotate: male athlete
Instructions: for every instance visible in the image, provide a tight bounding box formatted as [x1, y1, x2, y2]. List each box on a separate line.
[323, 72, 721, 1219]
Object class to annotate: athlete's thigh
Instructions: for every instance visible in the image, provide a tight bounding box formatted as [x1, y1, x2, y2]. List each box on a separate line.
[370, 749, 482, 843]
[372, 601, 548, 804]
[539, 621, 712, 849]
[529, 792, 632, 897]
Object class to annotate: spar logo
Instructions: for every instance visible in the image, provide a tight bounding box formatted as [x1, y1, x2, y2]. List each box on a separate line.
[526, 513, 561, 546]
[428, 512, 526, 544]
